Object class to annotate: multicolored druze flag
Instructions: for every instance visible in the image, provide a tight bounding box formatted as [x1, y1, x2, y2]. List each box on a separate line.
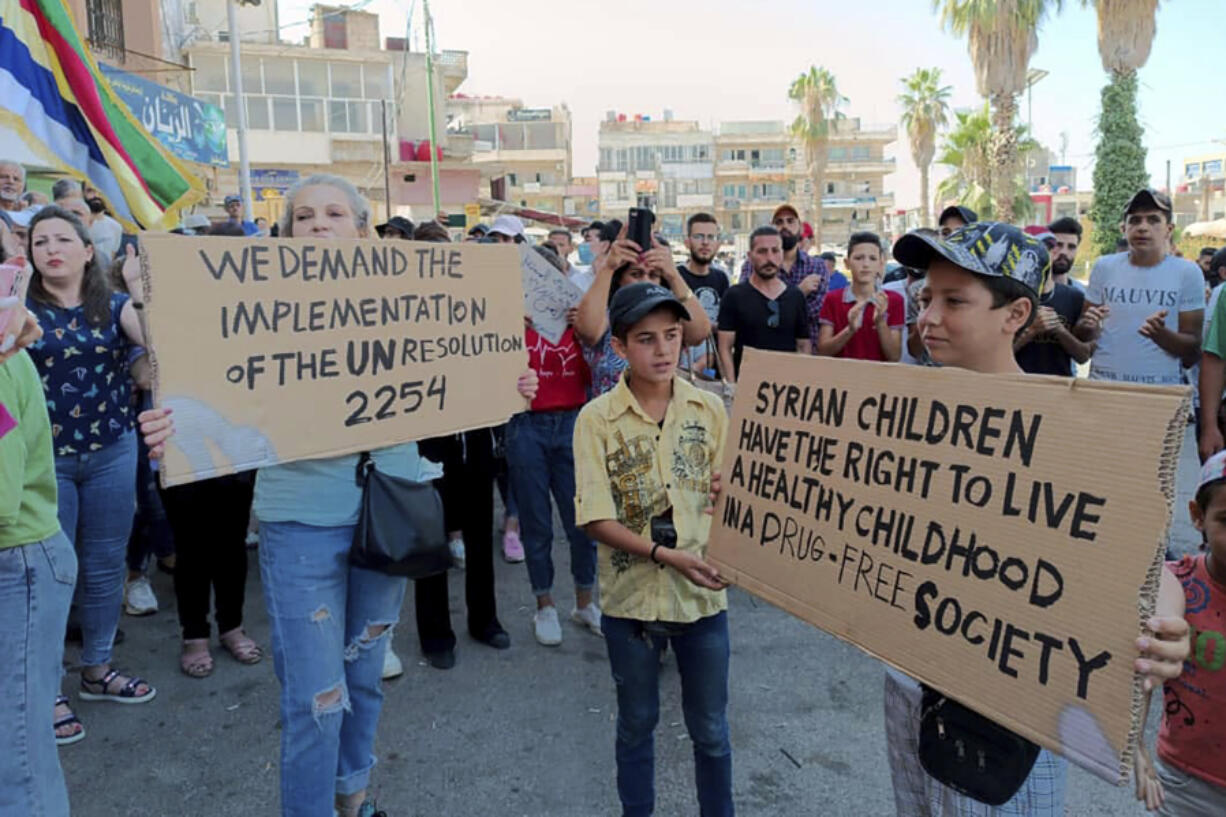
[0, 0, 205, 229]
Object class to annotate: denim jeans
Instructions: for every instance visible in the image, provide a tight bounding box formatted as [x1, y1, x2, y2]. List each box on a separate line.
[603, 612, 733, 817]
[0, 531, 76, 816]
[259, 520, 407, 817]
[55, 432, 137, 667]
[505, 410, 596, 597]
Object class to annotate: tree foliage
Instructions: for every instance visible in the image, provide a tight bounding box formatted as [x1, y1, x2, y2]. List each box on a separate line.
[899, 67, 953, 227]
[1089, 72, 1148, 255]
[788, 66, 846, 247]
[936, 105, 1037, 221]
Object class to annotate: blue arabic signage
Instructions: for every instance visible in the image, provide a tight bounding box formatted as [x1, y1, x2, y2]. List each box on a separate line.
[251, 169, 299, 200]
[101, 65, 229, 168]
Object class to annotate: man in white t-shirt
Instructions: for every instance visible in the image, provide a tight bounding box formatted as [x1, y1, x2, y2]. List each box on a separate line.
[1078, 189, 1204, 386]
[1080, 189, 1204, 556]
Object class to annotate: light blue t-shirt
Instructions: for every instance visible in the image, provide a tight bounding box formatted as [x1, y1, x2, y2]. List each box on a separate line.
[1085, 252, 1205, 386]
[253, 442, 441, 527]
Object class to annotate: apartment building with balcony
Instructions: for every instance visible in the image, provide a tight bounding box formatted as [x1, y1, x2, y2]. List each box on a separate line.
[182, 6, 476, 222]
[1174, 152, 1226, 225]
[446, 95, 575, 217]
[596, 112, 715, 239]
[714, 118, 896, 249]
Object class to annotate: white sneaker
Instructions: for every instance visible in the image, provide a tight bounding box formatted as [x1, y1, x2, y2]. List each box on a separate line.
[448, 537, 466, 570]
[533, 606, 563, 646]
[382, 647, 404, 680]
[123, 575, 158, 616]
[571, 602, 603, 637]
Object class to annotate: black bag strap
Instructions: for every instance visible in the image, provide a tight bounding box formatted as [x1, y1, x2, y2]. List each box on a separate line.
[355, 451, 373, 486]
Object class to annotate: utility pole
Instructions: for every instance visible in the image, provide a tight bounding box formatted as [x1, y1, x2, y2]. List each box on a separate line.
[227, 0, 254, 219]
[1166, 160, 1171, 194]
[423, 0, 441, 214]
[381, 100, 392, 222]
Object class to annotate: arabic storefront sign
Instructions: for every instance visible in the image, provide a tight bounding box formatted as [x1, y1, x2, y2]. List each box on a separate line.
[251, 169, 300, 201]
[100, 66, 229, 168]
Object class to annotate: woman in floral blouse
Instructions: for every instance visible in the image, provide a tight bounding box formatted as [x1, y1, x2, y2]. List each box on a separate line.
[25, 205, 154, 745]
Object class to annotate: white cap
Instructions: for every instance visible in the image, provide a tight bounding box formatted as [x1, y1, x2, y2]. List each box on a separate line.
[489, 214, 526, 240]
[183, 213, 211, 230]
[8, 209, 34, 227]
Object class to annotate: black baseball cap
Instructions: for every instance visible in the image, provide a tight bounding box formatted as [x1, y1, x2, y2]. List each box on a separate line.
[467, 223, 489, 237]
[376, 216, 415, 238]
[609, 282, 690, 335]
[1124, 188, 1173, 217]
[938, 205, 978, 226]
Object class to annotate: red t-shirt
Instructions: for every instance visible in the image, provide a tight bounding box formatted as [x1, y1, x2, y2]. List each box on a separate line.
[526, 326, 589, 412]
[1158, 554, 1226, 787]
[817, 288, 904, 361]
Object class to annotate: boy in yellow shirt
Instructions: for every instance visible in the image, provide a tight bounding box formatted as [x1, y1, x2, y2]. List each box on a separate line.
[573, 282, 732, 817]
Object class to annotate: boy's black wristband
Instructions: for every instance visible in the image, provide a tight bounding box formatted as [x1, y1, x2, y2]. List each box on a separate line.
[650, 543, 662, 564]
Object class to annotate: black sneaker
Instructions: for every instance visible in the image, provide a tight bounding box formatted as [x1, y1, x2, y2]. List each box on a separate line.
[423, 648, 455, 670]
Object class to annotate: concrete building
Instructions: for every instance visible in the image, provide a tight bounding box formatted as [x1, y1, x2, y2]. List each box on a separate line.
[1174, 152, 1226, 225]
[182, 5, 476, 223]
[446, 95, 573, 216]
[714, 118, 896, 249]
[596, 112, 715, 239]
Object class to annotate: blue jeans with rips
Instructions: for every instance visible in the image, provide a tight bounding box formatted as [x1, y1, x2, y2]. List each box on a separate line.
[0, 531, 76, 816]
[258, 520, 407, 817]
[603, 611, 734, 817]
[54, 432, 137, 667]
[505, 409, 596, 598]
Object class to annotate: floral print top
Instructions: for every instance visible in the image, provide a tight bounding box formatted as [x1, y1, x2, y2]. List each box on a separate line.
[27, 292, 133, 455]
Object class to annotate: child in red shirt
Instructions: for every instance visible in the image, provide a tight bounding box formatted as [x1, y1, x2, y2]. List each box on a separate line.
[816, 231, 903, 362]
[1136, 450, 1226, 814]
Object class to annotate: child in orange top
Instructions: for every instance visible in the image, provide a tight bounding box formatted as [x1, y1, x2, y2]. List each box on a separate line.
[1136, 450, 1226, 815]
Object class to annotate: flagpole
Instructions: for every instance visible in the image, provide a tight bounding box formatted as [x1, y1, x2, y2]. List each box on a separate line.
[227, 0, 254, 219]
[423, 0, 440, 214]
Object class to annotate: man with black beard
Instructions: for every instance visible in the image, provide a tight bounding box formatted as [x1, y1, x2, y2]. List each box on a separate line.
[719, 226, 811, 381]
[738, 204, 830, 353]
[1048, 216, 1085, 291]
[678, 212, 730, 376]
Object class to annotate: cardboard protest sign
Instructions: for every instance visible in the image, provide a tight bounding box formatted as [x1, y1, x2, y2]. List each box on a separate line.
[139, 236, 527, 486]
[709, 349, 1190, 783]
[519, 244, 583, 345]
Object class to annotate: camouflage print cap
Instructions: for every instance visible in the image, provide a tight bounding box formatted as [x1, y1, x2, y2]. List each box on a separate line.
[892, 221, 1049, 297]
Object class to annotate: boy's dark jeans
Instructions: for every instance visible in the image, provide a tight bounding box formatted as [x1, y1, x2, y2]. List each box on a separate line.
[603, 611, 733, 817]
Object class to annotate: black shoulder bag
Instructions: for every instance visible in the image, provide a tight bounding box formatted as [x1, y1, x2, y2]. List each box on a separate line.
[918, 686, 1041, 807]
[350, 452, 450, 578]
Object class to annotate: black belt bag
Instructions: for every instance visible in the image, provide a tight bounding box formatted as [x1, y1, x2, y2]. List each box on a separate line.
[350, 452, 449, 578]
[918, 686, 1041, 806]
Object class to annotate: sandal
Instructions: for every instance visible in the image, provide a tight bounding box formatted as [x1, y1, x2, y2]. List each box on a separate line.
[180, 639, 214, 678]
[79, 668, 156, 704]
[219, 628, 263, 665]
[53, 695, 85, 746]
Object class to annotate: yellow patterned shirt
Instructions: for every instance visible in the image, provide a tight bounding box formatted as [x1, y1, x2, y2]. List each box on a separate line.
[573, 373, 728, 623]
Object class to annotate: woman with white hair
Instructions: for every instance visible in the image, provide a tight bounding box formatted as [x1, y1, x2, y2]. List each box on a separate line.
[140, 175, 538, 817]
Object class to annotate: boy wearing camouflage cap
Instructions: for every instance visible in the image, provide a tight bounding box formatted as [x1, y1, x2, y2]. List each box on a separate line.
[877, 222, 1192, 816]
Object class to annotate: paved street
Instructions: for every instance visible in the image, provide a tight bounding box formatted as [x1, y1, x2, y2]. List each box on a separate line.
[63, 495, 1166, 817]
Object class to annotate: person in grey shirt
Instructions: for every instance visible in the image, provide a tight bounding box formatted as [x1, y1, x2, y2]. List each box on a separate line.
[1077, 189, 1204, 386]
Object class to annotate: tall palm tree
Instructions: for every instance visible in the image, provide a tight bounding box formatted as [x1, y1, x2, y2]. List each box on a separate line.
[935, 105, 1038, 221]
[898, 67, 953, 228]
[1086, 0, 1160, 255]
[788, 66, 846, 248]
[934, 0, 1056, 223]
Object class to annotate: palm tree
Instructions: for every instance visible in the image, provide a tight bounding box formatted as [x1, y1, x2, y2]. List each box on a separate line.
[788, 66, 846, 248]
[934, 0, 1057, 223]
[935, 105, 1038, 221]
[898, 67, 953, 228]
[1085, 0, 1160, 255]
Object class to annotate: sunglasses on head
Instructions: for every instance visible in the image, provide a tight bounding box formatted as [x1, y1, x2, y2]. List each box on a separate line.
[766, 300, 780, 329]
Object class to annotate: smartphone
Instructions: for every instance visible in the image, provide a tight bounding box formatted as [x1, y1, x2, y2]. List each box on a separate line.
[627, 207, 655, 252]
[118, 233, 140, 258]
[0, 256, 31, 345]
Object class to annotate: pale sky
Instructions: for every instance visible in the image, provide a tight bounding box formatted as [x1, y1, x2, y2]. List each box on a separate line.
[279, 0, 1226, 212]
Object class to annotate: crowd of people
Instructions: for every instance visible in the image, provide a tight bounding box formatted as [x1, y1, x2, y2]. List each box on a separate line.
[0, 157, 1221, 817]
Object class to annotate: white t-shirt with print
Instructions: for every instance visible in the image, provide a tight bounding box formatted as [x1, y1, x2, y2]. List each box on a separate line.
[1085, 252, 1205, 386]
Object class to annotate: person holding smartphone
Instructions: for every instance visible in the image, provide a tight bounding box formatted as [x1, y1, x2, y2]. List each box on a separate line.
[574, 216, 711, 398]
